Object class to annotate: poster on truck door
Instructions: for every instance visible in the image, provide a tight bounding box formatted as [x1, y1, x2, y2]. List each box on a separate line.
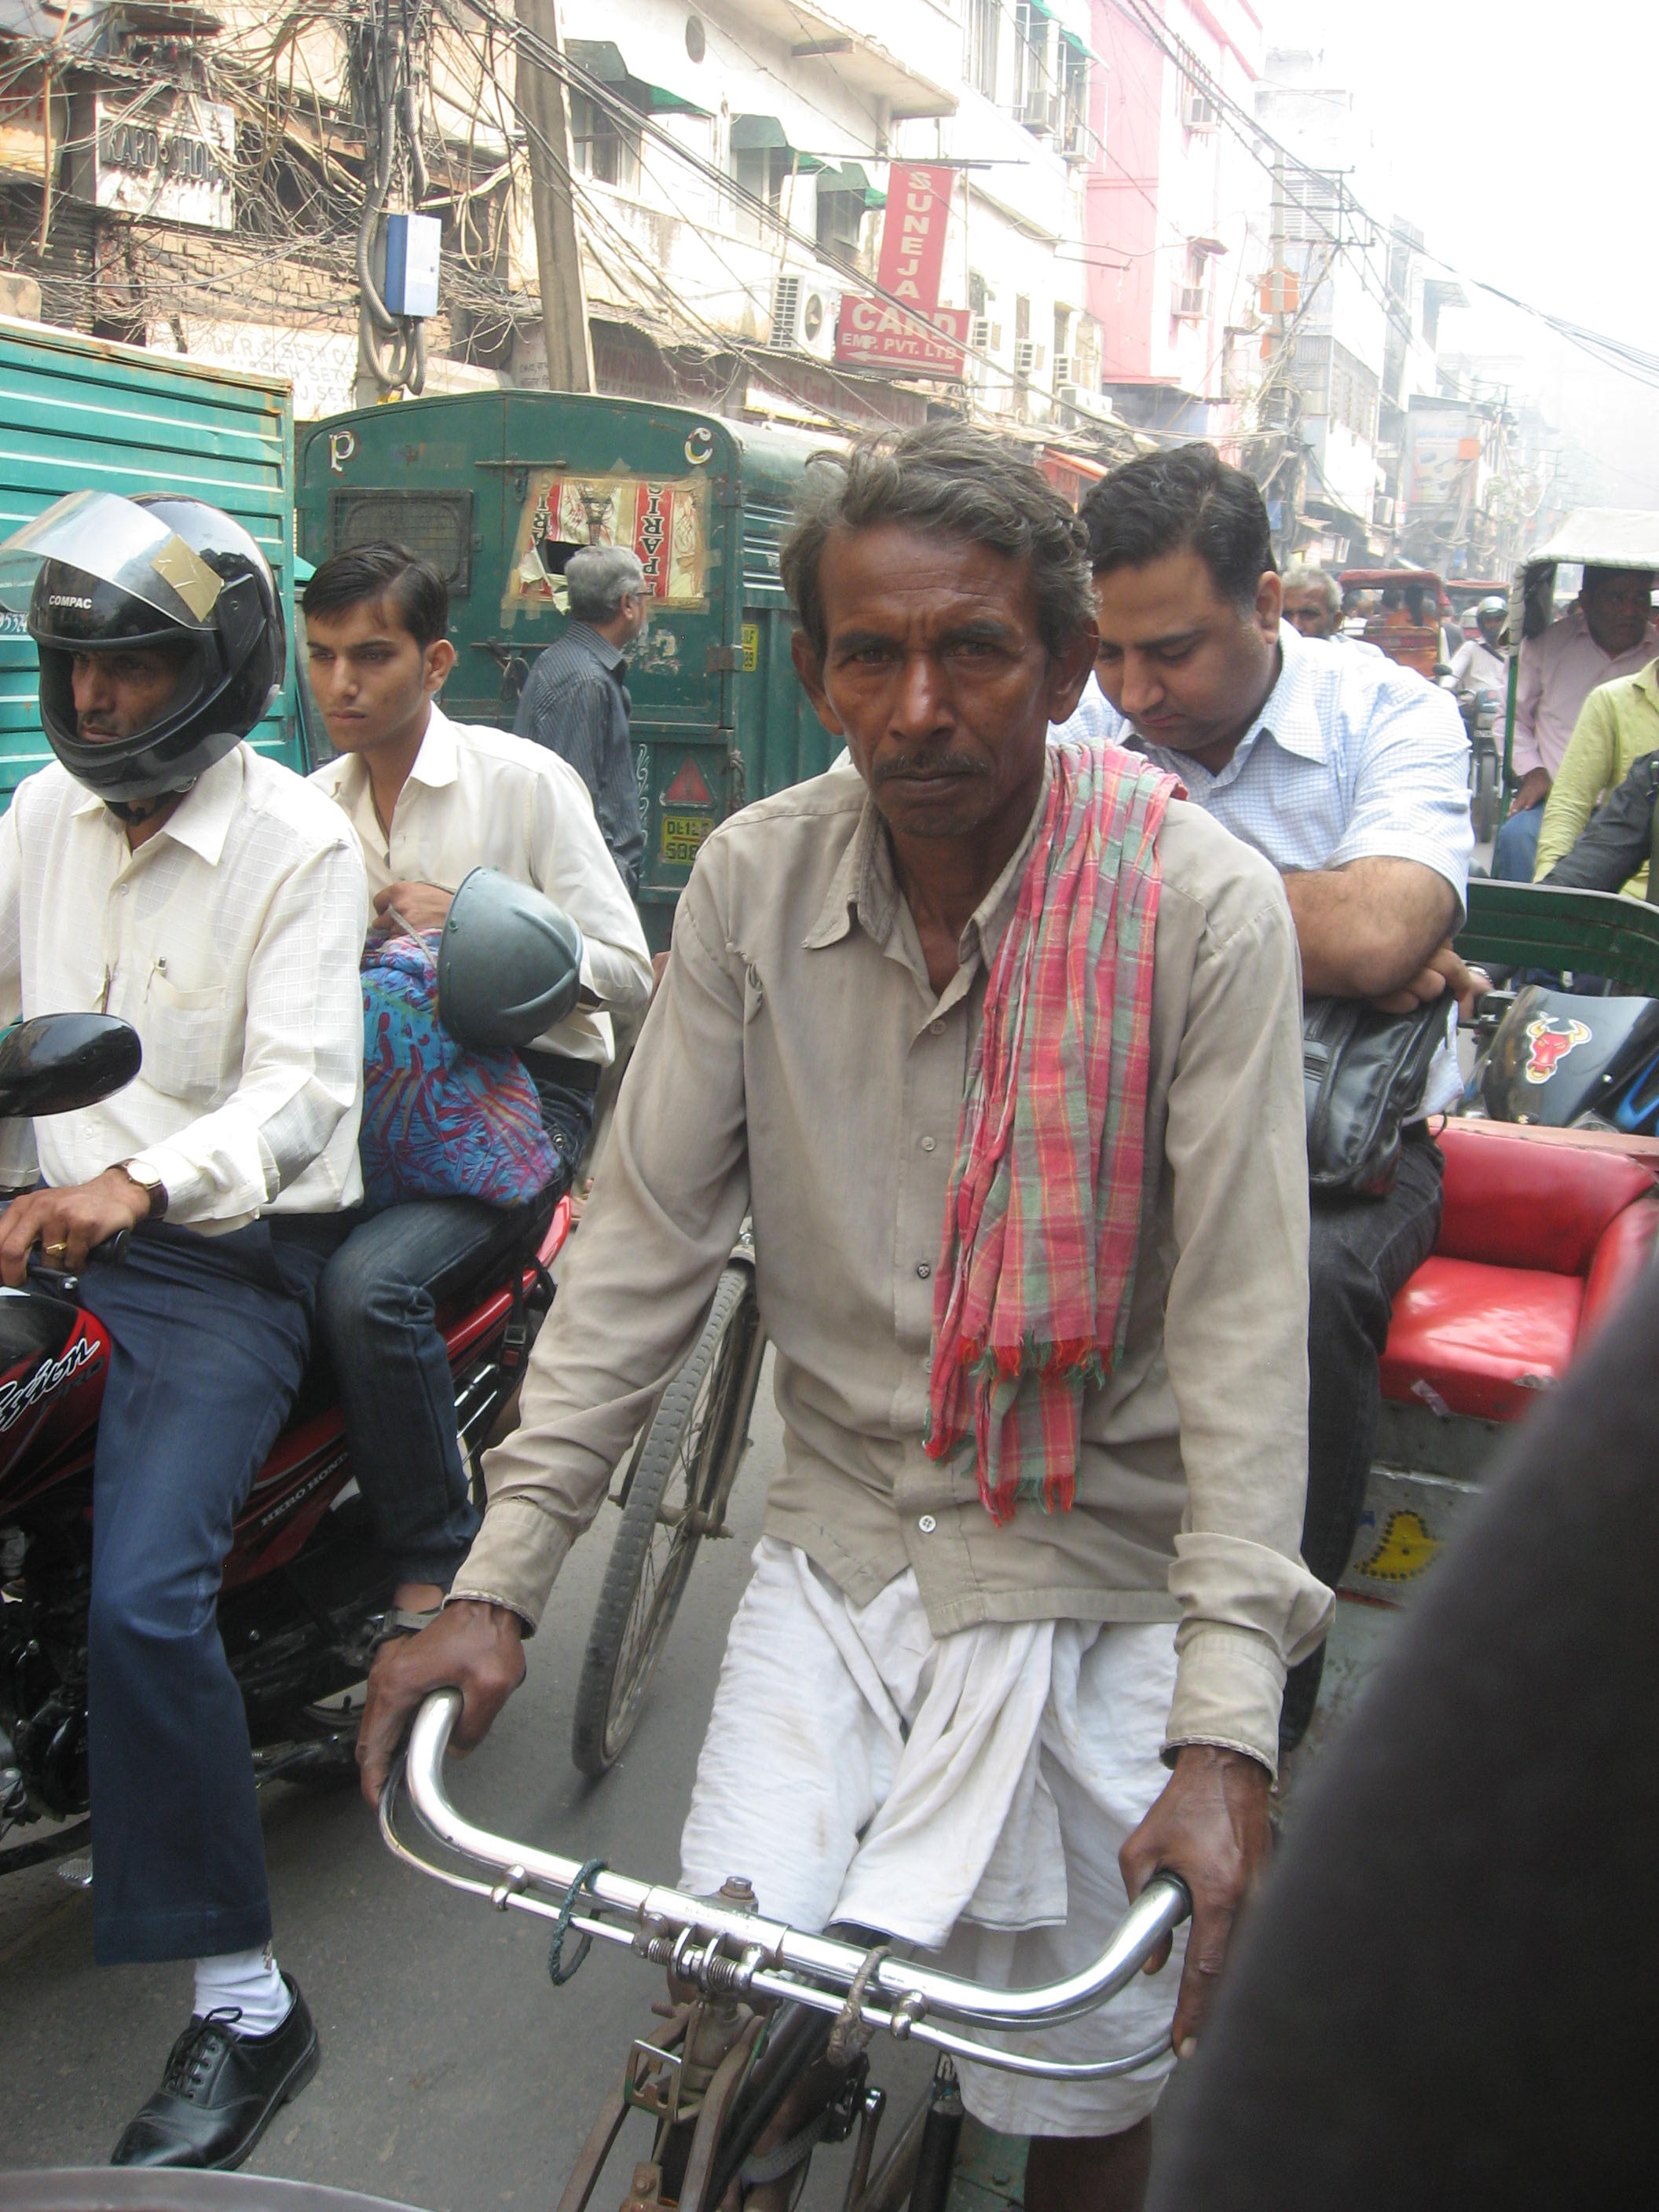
[504, 470, 709, 617]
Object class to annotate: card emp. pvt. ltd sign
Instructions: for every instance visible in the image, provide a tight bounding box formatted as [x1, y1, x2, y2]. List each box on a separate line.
[833, 298, 972, 377]
[94, 94, 235, 232]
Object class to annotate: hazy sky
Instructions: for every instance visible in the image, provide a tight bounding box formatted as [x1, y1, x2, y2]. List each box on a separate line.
[1259, 0, 1659, 500]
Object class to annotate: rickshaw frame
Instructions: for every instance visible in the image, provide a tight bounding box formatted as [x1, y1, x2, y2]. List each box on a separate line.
[1498, 507, 1659, 800]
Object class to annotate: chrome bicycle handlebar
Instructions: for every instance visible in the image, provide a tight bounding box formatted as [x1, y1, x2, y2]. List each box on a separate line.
[381, 1691, 1192, 2082]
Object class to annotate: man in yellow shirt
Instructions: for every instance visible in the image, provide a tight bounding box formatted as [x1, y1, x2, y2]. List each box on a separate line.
[1534, 657, 1659, 895]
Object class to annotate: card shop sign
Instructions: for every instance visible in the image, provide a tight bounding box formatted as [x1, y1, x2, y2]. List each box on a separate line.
[834, 298, 971, 377]
[95, 95, 234, 233]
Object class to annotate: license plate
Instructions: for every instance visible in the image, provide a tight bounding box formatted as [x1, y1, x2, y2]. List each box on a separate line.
[660, 811, 713, 867]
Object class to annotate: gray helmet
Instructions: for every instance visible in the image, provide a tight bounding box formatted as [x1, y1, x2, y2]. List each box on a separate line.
[437, 866, 584, 1049]
[1476, 595, 1507, 630]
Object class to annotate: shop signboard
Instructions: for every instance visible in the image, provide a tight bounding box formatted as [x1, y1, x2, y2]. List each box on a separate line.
[93, 93, 234, 232]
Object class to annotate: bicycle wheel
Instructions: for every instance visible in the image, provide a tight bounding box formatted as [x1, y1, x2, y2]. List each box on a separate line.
[571, 1264, 764, 1776]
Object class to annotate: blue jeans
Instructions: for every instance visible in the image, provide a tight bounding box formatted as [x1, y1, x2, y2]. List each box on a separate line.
[1492, 801, 1542, 881]
[77, 1219, 330, 1965]
[317, 1071, 593, 1589]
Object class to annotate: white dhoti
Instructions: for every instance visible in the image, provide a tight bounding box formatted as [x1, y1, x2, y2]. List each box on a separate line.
[678, 1538, 1185, 2137]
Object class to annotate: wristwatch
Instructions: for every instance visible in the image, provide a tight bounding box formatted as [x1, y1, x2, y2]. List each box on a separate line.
[119, 1159, 168, 1221]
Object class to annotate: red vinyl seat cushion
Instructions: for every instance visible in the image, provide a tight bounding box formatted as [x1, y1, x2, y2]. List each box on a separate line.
[1434, 1119, 1654, 1275]
[1380, 1255, 1584, 1422]
[1580, 1196, 1659, 1343]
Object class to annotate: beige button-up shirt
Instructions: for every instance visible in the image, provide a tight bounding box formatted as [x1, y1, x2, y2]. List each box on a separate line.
[456, 764, 1331, 1771]
[311, 705, 653, 1064]
[0, 746, 368, 1226]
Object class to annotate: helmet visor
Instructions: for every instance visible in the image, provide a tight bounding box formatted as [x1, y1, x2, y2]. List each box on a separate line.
[0, 489, 225, 628]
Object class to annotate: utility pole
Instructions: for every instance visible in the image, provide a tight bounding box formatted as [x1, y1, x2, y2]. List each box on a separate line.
[515, 0, 595, 392]
[1262, 155, 1290, 431]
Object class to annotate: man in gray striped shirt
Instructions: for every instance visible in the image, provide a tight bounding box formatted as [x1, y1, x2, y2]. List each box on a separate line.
[515, 544, 646, 896]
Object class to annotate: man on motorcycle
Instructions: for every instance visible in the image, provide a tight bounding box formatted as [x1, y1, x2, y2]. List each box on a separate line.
[0, 491, 368, 2165]
[1450, 595, 1507, 703]
[1061, 444, 1478, 1752]
[361, 424, 1330, 2212]
[304, 544, 652, 1625]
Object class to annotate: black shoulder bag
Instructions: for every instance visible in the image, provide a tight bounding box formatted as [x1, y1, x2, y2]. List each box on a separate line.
[1302, 994, 1453, 1200]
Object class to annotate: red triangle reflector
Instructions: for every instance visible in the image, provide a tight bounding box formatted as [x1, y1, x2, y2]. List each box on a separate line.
[664, 759, 714, 807]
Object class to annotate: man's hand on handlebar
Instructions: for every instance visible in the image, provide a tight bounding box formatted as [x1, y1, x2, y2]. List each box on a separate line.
[0, 1166, 151, 1286]
[1118, 1742, 1272, 2059]
[356, 1599, 527, 1807]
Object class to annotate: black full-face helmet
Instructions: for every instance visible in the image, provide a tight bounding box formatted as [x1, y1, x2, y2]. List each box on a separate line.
[0, 489, 284, 804]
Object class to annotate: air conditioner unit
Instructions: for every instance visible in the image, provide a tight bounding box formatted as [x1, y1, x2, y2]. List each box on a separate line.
[970, 315, 992, 357]
[1183, 90, 1218, 130]
[1052, 353, 1073, 387]
[1018, 82, 1051, 130]
[1372, 493, 1397, 529]
[1013, 339, 1037, 377]
[1174, 284, 1211, 319]
[770, 271, 834, 356]
[770, 273, 801, 349]
[1057, 383, 1082, 414]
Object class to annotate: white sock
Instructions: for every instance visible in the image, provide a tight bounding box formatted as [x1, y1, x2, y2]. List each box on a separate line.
[193, 1944, 293, 2037]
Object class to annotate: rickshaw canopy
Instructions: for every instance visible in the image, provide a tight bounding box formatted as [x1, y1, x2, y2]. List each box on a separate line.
[1512, 507, 1659, 639]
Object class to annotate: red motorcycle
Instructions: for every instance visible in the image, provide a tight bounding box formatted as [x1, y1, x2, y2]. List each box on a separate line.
[0, 1011, 568, 1875]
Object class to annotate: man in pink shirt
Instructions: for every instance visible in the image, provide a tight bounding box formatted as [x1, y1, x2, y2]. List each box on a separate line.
[1495, 566, 1657, 877]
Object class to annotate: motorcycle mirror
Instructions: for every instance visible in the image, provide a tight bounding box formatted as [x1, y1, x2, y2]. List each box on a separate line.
[0, 1013, 142, 1118]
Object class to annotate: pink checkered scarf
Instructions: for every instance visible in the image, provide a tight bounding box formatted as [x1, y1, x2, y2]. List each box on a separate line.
[923, 738, 1181, 1525]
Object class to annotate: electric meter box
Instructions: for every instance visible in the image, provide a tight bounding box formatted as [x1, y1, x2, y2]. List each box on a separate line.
[383, 213, 441, 319]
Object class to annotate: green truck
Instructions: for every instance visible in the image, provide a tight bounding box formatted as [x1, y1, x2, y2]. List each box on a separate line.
[297, 392, 832, 948]
[0, 315, 302, 804]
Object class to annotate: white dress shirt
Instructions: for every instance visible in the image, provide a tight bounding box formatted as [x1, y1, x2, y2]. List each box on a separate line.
[0, 745, 369, 1227]
[1056, 621, 1473, 1114]
[312, 705, 652, 1066]
[1450, 638, 1507, 700]
[1514, 606, 1659, 778]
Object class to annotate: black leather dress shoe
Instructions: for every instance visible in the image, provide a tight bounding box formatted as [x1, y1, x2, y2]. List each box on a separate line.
[111, 1976, 320, 2170]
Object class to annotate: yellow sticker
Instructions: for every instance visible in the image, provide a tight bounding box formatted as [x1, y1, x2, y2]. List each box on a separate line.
[150, 533, 223, 622]
[660, 811, 713, 868]
[741, 621, 759, 672]
[1353, 1509, 1440, 1583]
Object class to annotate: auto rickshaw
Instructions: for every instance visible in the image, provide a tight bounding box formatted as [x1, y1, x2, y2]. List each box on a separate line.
[1338, 565, 1453, 679]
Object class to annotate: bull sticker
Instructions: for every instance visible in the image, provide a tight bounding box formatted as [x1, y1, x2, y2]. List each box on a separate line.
[0, 1333, 100, 1431]
[1523, 1016, 1592, 1084]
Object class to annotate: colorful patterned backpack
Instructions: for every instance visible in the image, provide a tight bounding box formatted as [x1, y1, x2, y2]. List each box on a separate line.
[357, 932, 559, 1208]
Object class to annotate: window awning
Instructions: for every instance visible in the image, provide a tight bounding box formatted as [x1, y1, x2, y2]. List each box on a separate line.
[567, 39, 710, 118]
[816, 160, 885, 208]
[730, 114, 827, 171]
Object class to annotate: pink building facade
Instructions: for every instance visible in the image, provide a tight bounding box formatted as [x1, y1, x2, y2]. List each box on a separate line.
[1085, 0, 1266, 437]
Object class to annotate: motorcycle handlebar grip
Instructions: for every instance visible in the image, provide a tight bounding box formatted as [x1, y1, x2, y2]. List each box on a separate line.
[88, 1229, 132, 1265]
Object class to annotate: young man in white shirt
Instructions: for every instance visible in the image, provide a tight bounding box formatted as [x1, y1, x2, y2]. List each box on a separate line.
[305, 545, 652, 1626]
[0, 491, 368, 2166]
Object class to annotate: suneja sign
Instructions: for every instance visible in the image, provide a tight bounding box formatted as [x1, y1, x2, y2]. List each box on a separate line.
[93, 93, 234, 233]
[833, 298, 971, 378]
[875, 164, 954, 314]
[837, 163, 968, 375]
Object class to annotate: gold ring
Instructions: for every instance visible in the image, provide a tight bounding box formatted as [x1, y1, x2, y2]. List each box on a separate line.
[42, 1240, 68, 1262]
